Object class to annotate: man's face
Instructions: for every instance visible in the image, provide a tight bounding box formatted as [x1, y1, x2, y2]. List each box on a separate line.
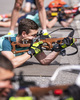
[0, 68, 14, 81]
[0, 67, 14, 96]
[22, 29, 38, 40]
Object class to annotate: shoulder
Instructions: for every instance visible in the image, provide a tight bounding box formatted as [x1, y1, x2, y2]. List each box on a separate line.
[2, 39, 11, 51]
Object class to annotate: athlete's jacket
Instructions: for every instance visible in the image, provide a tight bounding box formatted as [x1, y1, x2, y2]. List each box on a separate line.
[0, 34, 29, 56]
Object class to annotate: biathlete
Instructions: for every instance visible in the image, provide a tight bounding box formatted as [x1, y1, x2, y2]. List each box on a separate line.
[47, 0, 80, 28]
[0, 19, 75, 68]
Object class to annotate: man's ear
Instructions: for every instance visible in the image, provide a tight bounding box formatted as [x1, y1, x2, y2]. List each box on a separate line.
[22, 31, 27, 37]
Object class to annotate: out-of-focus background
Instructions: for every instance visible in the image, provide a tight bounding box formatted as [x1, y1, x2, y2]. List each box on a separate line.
[0, 0, 80, 14]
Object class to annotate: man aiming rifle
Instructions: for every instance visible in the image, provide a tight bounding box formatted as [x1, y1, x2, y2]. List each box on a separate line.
[0, 19, 76, 68]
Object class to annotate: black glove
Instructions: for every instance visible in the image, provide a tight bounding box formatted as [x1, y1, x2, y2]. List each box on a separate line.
[27, 41, 43, 57]
[52, 37, 75, 52]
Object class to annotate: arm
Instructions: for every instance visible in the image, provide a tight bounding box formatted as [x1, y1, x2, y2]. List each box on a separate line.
[46, 17, 57, 28]
[46, 10, 58, 28]
[35, 51, 59, 65]
[1, 41, 44, 68]
[0, 21, 11, 27]
[1, 39, 31, 68]
[1, 51, 31, 68]
[35, 37, 76, 65]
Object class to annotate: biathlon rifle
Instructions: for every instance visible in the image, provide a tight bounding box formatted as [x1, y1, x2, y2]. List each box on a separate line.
[11, 28, 78, 56]
[47, 7, 80, 19]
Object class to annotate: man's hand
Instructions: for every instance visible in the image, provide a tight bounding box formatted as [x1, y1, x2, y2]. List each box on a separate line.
[52, 37, 75, 52]
[61, 37, 75, 48]
[27, 41, 43, 57]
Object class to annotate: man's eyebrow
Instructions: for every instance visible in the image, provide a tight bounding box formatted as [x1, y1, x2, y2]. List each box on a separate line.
[1, 76, 14, 81]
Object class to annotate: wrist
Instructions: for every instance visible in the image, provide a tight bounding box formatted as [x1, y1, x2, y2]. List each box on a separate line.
[27, 49, 35, 58]
[27, 51, 33, 58]
[52, 44, 62, 52]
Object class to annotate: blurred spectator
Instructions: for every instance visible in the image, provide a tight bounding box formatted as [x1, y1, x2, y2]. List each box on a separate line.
[22, 0, 37, 13]
[8, 0, 48, 37]
[0, 0, 79, 28]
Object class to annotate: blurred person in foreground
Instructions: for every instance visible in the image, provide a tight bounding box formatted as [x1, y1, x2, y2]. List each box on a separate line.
[0, 54, 14, 97]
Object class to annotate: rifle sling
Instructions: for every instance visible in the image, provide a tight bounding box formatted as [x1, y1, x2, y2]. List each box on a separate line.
[66, 43, 78, 56]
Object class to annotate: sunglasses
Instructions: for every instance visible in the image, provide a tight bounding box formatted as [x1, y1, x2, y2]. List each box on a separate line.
[30, 32, 38, 37]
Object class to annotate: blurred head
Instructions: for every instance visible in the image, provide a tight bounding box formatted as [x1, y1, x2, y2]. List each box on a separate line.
[18, 18, 39, 40]
[0, 54, 14, 96]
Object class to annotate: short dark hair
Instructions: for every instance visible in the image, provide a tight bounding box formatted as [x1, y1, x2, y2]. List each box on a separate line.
[18, 18, 39, 35]
[0, 54, 13, 71]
